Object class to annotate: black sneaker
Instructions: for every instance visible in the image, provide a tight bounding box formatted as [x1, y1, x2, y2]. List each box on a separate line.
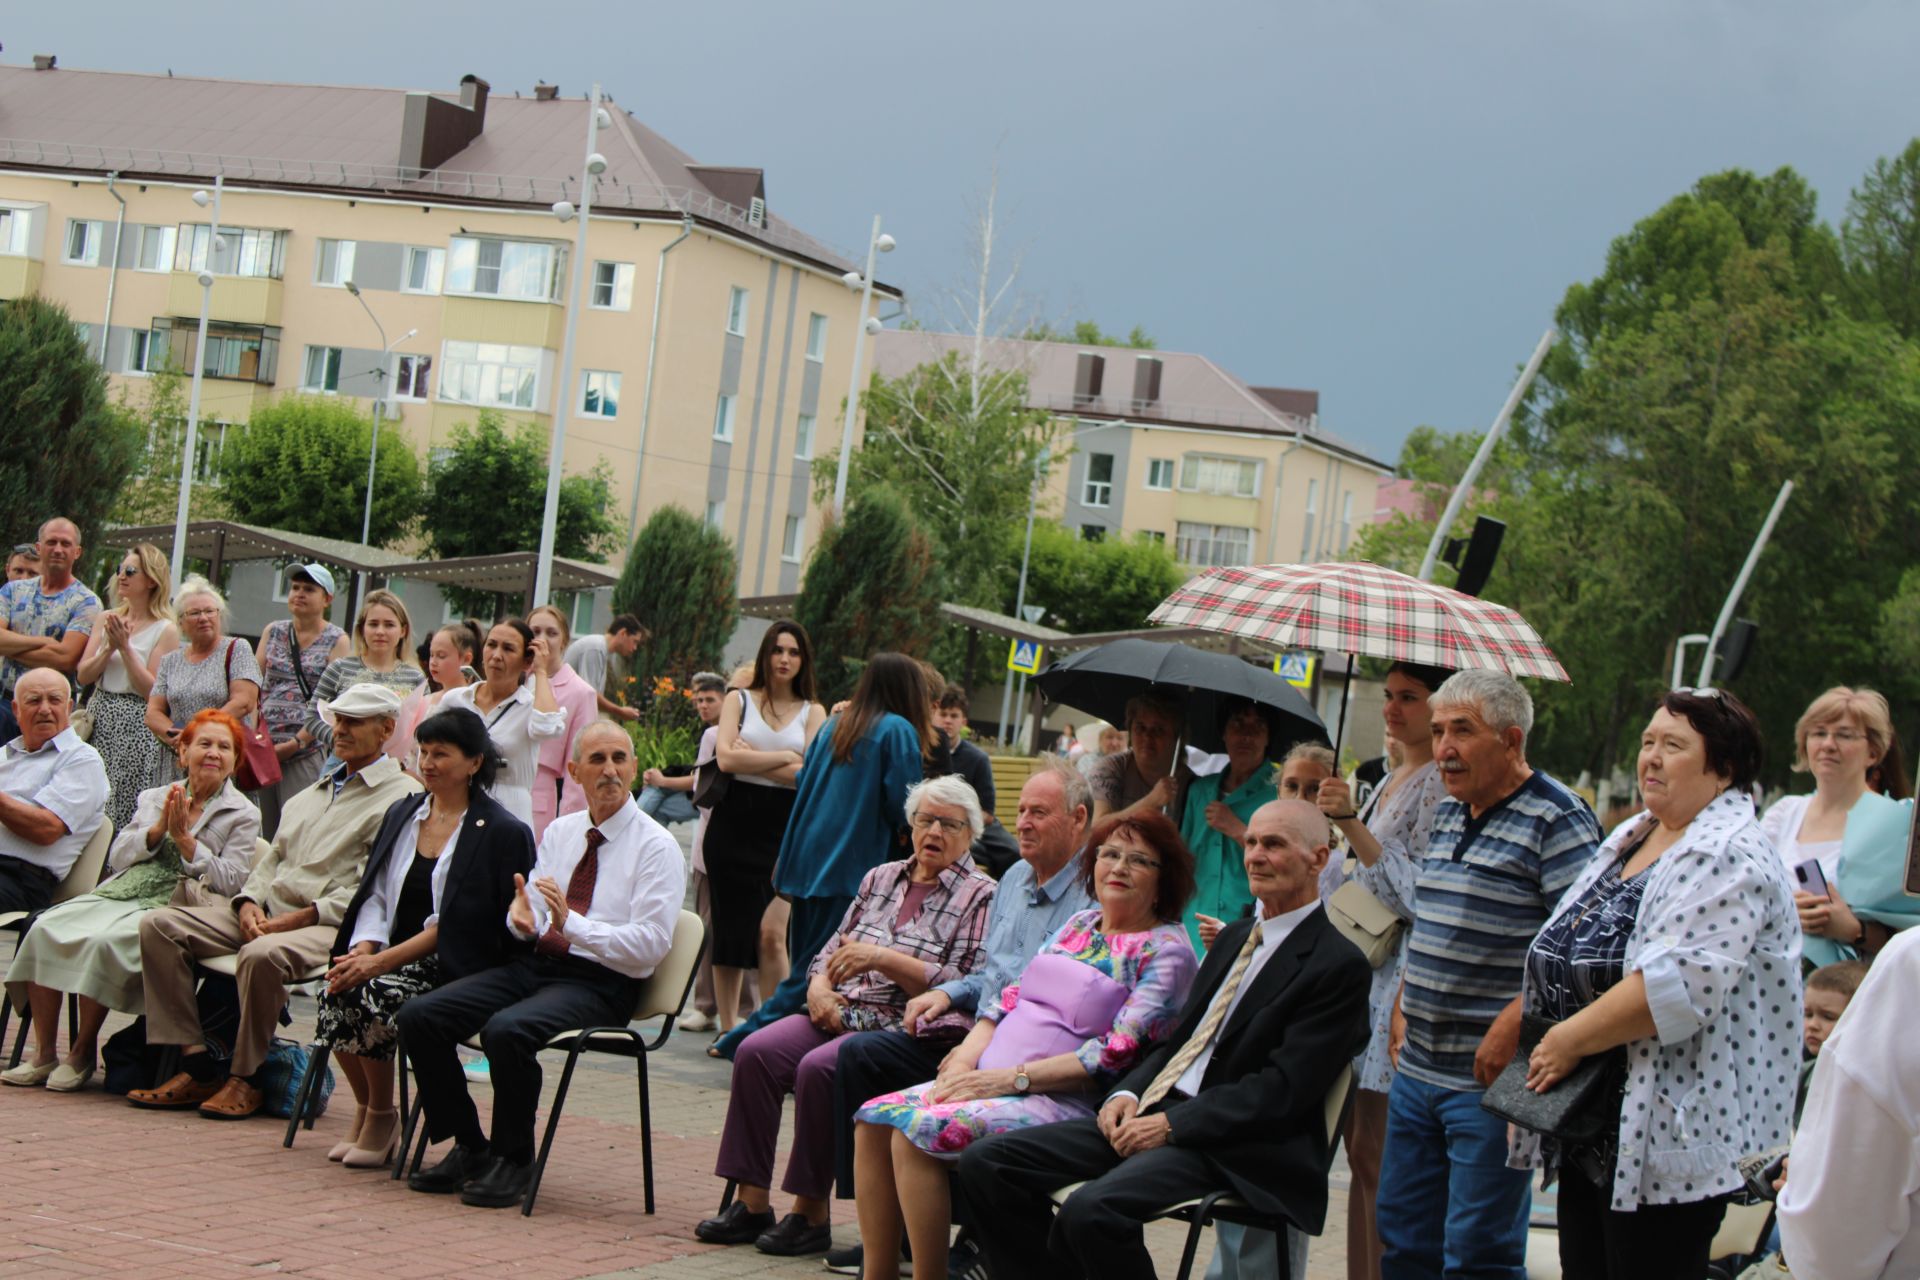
[407, 1143, 492, 1194]
[694, 1200, 777, 1245]
[948, 1237, 988, 1280]
[825, 1241, 912, 1275]
[755, 1213, 832, 1257]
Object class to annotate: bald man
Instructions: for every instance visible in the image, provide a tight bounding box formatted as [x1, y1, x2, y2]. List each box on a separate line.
[397, 719, 687, 1208]
[0, 669, 108, 914]
[0, 518, 101, 745]
[959, 800, 1371, 1280]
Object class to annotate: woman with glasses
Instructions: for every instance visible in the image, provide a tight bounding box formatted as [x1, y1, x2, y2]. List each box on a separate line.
[75, 543, 178, 831]
[698, 775, 996, 1258]
[851, 810, 1197, 1280]
[144, 577, 259, 785]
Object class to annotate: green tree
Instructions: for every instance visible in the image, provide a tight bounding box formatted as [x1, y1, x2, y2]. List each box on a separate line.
[109, 361, 232, 528]
[1018, 320, 1158, 349]
[612, 506, 739, 689]
[0, 296, 143, 553]
[793, 488, 940, 704]
[1841, 139, 1920, 339]
[218, 394, 421, 544]
[1022, 522, 1188, 634]
[422, 412, 623, 616]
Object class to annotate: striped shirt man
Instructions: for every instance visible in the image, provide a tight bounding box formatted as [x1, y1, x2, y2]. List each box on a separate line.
[1398, 770, 1600, 1091]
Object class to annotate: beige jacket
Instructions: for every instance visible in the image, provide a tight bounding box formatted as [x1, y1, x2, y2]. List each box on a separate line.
[106, 779, 262, 898]
[236, 756, 421, 925]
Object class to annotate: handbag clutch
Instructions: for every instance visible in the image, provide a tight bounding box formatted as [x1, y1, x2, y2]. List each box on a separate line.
[1480, 1013, 1624, 1146]
[1325, 858, 1403, 968]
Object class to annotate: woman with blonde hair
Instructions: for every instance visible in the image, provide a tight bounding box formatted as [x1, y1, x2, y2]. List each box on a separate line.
[144, 577, 259, 785]
[76, 542, 178, 830]
[300, 589, 425, 762]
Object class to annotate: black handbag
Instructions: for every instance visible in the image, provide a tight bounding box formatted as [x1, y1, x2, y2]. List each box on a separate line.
[692, 691, 747, 810]
[1479, 1013, 1625, 1146]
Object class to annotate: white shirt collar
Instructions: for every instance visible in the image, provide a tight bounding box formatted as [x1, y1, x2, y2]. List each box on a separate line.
[1254, 896, 1320, 940]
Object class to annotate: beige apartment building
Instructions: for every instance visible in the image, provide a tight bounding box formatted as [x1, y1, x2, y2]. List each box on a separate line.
[0, 60, 899, 598]
[872, 332, 1392, 568]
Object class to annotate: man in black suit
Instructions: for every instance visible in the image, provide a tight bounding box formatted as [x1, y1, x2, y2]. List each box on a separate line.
[957, 798, 1370, 1280]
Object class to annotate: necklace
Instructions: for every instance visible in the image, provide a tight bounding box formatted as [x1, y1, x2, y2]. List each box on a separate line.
[759, 691, 803, 729]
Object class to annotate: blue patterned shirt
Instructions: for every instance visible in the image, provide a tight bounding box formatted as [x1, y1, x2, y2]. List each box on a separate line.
[935, 854, 1095, 1014]
[0, 577, 101, 697]
[1398, 770, 1600, 1091]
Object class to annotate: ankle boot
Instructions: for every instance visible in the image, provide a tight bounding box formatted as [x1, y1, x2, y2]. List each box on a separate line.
[343, 1108, 400, 1169]
[329, 1105, 369, 1162]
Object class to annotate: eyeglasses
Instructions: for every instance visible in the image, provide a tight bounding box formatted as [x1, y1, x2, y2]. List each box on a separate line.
[1806, 727, 1865, 745]
[1094, 847, 1162, 872]
[10, 544, 36, 557]
[117, 565, 143, 577]
[910, 814, 969, 836]
[1672, 687, 1724, 701]
[181, 608, 221, 620]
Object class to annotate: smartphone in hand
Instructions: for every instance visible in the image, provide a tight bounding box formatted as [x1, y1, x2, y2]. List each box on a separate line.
[1793, 859, 1832, 900]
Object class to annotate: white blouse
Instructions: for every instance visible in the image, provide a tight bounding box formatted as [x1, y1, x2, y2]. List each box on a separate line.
[1759, 793, 1844, 885]
[439, 682, 566, 828]
[349, 800, 457, 949]
[97, 618, 169, 695]
[1510, 790, 1802, 1211]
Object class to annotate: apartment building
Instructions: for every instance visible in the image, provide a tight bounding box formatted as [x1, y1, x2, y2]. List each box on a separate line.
[872, 332, 1392, 567]
[0, 59, 900, 595]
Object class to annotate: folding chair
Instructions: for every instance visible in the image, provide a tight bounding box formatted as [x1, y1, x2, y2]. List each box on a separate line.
[394, 908, 707, 1216]
[1045, 1065, 1354, 1280]
[2, 819, 113, 1066]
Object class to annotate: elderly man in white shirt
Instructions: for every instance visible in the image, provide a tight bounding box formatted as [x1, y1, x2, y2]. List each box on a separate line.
[1779, 926, 1920, 1280]
[0, 668, 109, 913]
[398, 719, 685, 1209]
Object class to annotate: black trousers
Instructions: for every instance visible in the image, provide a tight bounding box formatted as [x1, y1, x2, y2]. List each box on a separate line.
[0, 854, 56, 915]
[395, 955, 635, 1164]
[957, 1115, 1229, 1280]
[831, 1028, 949, 1197]
[1555, 1159, 1729, 1280]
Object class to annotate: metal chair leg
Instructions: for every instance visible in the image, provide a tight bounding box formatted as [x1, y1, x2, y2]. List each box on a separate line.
[638, 1050, 653, 1214]
[522, 1040, 586, 1217]
[720, 1179, 737, 1212]
[302, 1044, 330, 1129]
[66, 992, 77, 1044]
[1175, 1193, 1228, 1280]
[4, 1002, 26, 1069]
[282, 1043, 329, 1147]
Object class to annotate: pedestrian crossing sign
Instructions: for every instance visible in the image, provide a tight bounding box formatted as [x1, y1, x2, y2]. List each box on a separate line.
[1008, 639, 1044, 675]
[1273, 651, 1316, 690]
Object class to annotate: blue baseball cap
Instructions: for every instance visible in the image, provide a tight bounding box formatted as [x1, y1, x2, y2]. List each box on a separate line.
[289, 563, 336, 595]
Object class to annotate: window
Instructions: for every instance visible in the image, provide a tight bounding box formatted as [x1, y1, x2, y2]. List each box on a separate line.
[127, 328, 158, 374]
[302, 345, 343, 393]
[1178, 453, 1261, 498]
[782, 515, 803, 562]
[439, 340, 542, 409]
[134, 224, 176, 272]
[1082, 453, 1115, 507]
[176, 225, 287, 278]
[1176, 522, 1254, 567]
[271, 564, 293, 603]
[148, 317, 279, 383]
[314, 238, 357, 287]
[591, 261, 634, 310]
[72, 322, 94, 354]
[806, 313, 828, 361]
[193, 422, 228, 484]
[64, 219, 105, 265]
[705, 499, 725, 530]
[1145, 458, 1174, 490]
[1301, 478, 1319, 559]
[726, 286, 748, 336]
[580, 370, 621, 418]
[713, 393, 737, 441]
[0, 207, 30, 256]
[393, 353, 433, 401]
[1340, 490, 1355, 554]
[794, 411, 816, 459]
[1081, 525, 1107, 542]
[404, 246, 445, 294]
[1143, 530, 1166, 544]
[445, 236, 564, 302]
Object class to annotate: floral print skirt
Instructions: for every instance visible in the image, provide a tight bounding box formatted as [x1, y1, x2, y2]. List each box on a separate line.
[856, 1085, 1096, 1159]
[314, 955, 441, 1059]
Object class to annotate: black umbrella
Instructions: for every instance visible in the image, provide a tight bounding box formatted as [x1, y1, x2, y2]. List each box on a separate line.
[1034, 638, 1327, 758]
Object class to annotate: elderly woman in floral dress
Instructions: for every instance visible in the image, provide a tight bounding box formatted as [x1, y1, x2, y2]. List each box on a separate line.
[851, 809, 1198, 1280]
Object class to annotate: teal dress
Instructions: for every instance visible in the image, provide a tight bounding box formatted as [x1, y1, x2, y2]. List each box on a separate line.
[1178, 764, 1276, 952]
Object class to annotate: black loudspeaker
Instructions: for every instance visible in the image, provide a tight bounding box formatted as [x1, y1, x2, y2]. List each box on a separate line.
[1442, 516, 1506, 597]
[1714, 618, 1759, 683]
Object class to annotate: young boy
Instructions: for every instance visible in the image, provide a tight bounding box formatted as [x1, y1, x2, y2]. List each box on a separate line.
[1799, 959, 1867, 1123]
[638, 671, 729, 827]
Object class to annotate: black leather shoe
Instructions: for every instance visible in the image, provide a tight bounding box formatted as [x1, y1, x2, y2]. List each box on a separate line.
[460, 1156, 534, 1208]
[755, 1213, 832, 1257]
[695, 1199, 776, 1244]
[408, 1144, 492, 1194]
[826, 1241, 912, 1274]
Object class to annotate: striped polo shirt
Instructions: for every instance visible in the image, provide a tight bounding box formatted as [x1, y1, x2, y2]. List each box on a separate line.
[1398, 770, 1600, 1091]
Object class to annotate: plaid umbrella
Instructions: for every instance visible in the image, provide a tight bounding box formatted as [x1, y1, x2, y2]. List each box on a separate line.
[1149, 562, 1570, 682]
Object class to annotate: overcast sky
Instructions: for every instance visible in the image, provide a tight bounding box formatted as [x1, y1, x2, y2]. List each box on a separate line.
[7, 1, 1916, 460]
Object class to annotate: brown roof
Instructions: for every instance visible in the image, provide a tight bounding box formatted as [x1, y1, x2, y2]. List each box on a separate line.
[871, 332, 1389, 470]
[1250, 386, 1319, 418]
[0, 63, 885, 282]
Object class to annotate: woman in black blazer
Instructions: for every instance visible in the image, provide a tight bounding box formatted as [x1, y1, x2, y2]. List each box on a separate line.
[313, 707, 535, 1169]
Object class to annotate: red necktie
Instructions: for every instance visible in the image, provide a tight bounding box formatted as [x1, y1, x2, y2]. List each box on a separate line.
[536, 826, 605, 957]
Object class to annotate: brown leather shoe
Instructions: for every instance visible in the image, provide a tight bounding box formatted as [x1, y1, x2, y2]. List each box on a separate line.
[197, 1075, 264, 1120]
[127, 1071, 223, 1110]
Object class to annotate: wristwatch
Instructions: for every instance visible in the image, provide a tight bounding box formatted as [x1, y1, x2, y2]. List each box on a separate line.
[1013, 1065, 1030, 1094]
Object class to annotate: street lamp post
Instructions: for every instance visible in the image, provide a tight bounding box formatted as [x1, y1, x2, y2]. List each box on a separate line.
[532, 83, 609, 609]
[344, 280, 415, 600]
[830, 216, 895, 515]
[170, 175, 222, 597]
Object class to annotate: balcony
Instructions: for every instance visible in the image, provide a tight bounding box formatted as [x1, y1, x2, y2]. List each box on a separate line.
[166, 272, 284, 327]
[0, 256, 42, 300]
[441, 295, 566, 350]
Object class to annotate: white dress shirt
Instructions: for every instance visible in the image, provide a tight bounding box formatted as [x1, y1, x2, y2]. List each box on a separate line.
[349, 800, 458, 949]
[508, 796, 685, 980]
[0, 726, 109, 876]
[440, 682, 567, 828]
[1779, 928, 1920, 1280]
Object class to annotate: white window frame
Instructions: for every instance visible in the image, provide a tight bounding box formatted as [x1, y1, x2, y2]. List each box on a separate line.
[726, 286, 749, 336]
[0, 206, 33, 257]
[392, 353, 433, 402]
[782, 515, 804, 563]
[1301, 477, 1319, 560]
[580, 369, 621, 419]
[127, 327, 158, 375]
[591, 260, 634, 311]
[1177, 453, 1262, 499]
[271, 564, 294, 603]
[177, 224, 286, 279]
[403, 245, 445, 295]
[63, 218, 105, 266]
[1145, 458, 1174, 491]
[1339, 490, 1355, 554]
[134, 224, 177, 273]
[806, 313, 828, 362]
[705, 499, 725, 530]
[302, 345, 344, 394]
[193, 422, 229, 484]
[794, 411, 816, 459]
[313, 238, 357, 288]
[444, 235, 564, 303]
[713, 393, 737, 441]
[1082, 452, 1115, 508]
[438, 340, 543, 410]
[1176, 521, 1255, 568]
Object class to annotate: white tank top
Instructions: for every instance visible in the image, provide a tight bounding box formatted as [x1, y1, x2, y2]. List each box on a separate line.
[98, 618, 171, 695]
[734, 688, 807, 788]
